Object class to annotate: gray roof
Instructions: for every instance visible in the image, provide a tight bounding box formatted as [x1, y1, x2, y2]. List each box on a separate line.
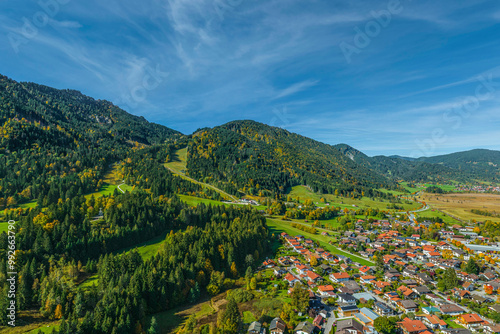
[336, 318, 365, 333]
[248, 321, 262, 332]
[400, 300, 418, 309]
[360, 307, 379, 321]
[295, 321, 315, 333]
[270, 317, 286, 331]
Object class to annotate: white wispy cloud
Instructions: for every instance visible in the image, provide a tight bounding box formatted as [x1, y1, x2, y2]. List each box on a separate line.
[273, 80, 319, 100]
[48, 19, 82, 29]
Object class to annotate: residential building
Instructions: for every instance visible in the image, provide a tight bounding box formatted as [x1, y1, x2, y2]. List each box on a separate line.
[336, 318, 365, 334]
[458, 314, 486, 329]
[354, 307, 379, 326]
[397, 317, 427, 334]
[248, 321, 263, 334]
[374, 302, 394, 316]
[270, 317, 286, 334]
[294, 321, 316, 334]
[440, 304, 465, 316]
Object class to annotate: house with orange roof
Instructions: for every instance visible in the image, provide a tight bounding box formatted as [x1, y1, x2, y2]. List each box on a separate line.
[330, 272, 351, 283]
[373, 281, 392, 290]
[458, 313, 486, 329]
[427, 251, 441, 258]
[359, 266, 373, 274]
[398, 286, 417, 299]
[397, 317, 428, 334]
[321, 252, 335, 262]
[307, 271, 321, 283]
[423, 315, 447, 330]
[296, 264, 309, 275]
[360, 275, 376, 284]
[284, 273, 300, 286]
[318, 285, 335, 297]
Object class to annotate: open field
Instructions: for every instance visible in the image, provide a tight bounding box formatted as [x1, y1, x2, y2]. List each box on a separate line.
[79, 232, 170, 289]
[146, 296, 217, 333]
[400, 182, 457, 194]
[267, 218, 374, 266]
[178, 194, 228, 207]
[420, 192, 500, 223]
[0, 222, 9, 234]
[165, 148, 238, 202]
[84, 183, 118, 199]
[415, 209, 460, 224]
[421, 183, 457, 192]
[115, 231, 169, 259]
[288, 185, 421, 212]
[164, 147, 188, 174]
[400, 182, 426, 194]
[0, 310, 59, 334]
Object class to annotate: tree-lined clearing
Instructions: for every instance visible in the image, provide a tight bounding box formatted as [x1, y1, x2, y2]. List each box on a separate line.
[288, 185, 421, 212]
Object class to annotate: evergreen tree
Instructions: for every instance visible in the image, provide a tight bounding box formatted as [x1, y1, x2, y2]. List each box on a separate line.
[465, 258, 479, 275]
[148, 316, 159, 334]
[218, 299, 241, 333]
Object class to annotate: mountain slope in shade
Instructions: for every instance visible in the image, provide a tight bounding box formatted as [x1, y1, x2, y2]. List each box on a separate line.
[186, 120, 396, 197]
[0, 74, 180, 151]
[416, 149, 500, 181]
[335, 144, 500, 184]
[0, 74, 181, 202]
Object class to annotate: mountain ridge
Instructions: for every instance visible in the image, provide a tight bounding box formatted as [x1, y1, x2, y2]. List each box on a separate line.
[1, 74, 498, 203]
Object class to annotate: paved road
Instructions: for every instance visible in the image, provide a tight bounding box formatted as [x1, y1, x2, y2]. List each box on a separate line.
[117, 183, 126, 194]
[323, 305, 336, 334]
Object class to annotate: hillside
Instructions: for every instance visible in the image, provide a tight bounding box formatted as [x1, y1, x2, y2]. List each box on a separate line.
[186, 120, 396, 197]
[417, 149, 500, 182]
[335, 144, 499, 184]
[0, 74, 181, 207]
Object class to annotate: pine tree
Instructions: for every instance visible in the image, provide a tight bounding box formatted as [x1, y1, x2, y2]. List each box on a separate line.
[219, 299, 241, 333]
[465, 258, 479, 275]
[148, 316, 159, 334]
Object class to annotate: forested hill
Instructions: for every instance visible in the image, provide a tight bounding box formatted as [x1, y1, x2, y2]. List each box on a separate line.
[416, 149, 500, 182]
[186, 120, 396, 197]
[0, 74, 180, 149]
[335, 144, 500, 183]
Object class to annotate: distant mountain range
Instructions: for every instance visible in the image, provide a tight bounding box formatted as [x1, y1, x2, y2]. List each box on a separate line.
[1, 74, 498, 199]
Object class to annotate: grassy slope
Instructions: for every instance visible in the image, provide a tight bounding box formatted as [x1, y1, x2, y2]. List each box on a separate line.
[164, 147, 188, 174]
[415, 208, 460, 224]
[165, 148, 239, 201]
[114, 231, 169, 259]
[0, 222, 8, 234]
[145, 298, 216, 333]
[266, 218, 374, 266]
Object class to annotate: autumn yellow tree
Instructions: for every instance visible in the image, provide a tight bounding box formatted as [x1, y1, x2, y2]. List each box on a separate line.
[442, 250, 453, 259]
[230, 262, 238, 278]
[54, 304, 63, 319]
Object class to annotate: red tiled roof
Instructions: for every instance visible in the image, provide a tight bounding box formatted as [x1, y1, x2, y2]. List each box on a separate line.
[332, 272, 350, 279]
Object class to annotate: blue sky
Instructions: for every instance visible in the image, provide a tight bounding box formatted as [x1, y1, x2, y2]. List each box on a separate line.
[1, 0, 499, 157]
